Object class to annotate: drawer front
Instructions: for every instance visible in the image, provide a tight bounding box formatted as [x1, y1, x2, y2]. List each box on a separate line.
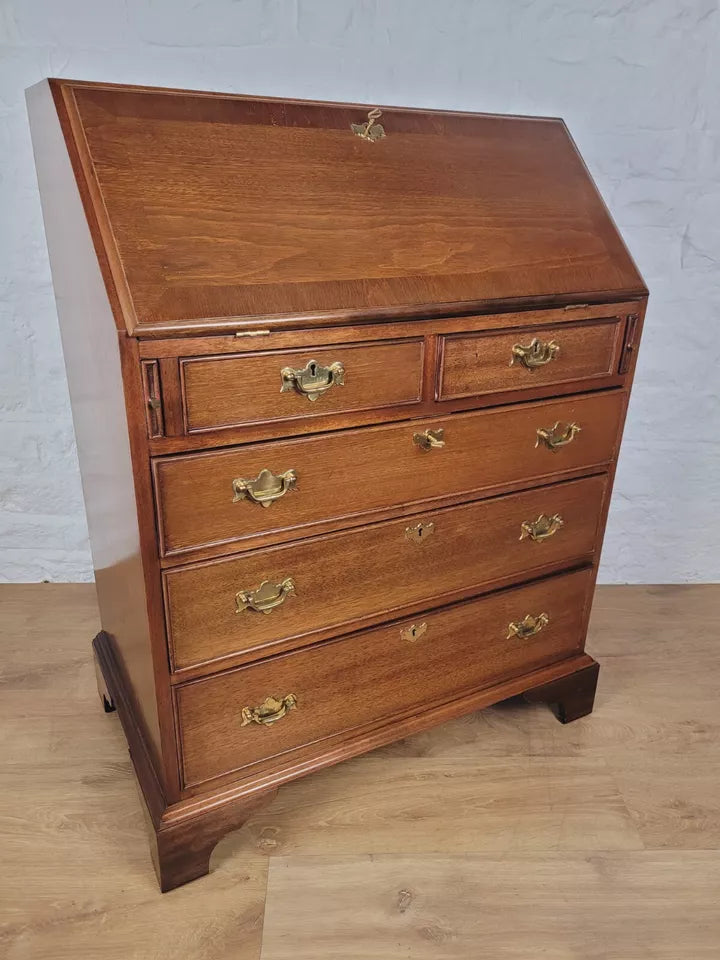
[438, 318, 624, 401]
[176, 567, 593, 787]
[181, 339, 424, 432]
[154, 390, 624, 557]
[165, 474, 607, 671]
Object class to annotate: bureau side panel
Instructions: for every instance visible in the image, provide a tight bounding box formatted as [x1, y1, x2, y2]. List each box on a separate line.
[26, 80, 166, 780]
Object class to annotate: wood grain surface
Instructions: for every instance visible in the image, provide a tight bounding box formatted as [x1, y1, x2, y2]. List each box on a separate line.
[438, 316, 624, 400]
[176, 568, 592, 787]
[153, 390, 625, 558]
[51, 80, 645, 335]
[164, 474, 607, 674]
[1, 582, 718, 958]
[181, 338, 424, 433]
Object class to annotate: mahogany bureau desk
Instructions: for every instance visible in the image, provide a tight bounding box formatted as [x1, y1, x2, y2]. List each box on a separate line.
[27, 79, 646, 891]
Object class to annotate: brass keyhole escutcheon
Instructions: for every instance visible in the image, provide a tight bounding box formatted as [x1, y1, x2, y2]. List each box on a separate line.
[405, 521, 435, 544]
[280, 359, 345, 401]
[351, 108, 386, 142]
[401, 622, 428, 643]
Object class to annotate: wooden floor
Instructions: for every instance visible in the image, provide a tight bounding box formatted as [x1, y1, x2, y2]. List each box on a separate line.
[1, 584, 719, 959]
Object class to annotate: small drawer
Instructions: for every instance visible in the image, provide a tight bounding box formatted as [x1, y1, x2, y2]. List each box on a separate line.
[164, 474, 607, 672]
[176, 567, 593, 787]
[153, 390, 624, 558]
[438, 317, 625, 401]
[180, 339, 424, 433]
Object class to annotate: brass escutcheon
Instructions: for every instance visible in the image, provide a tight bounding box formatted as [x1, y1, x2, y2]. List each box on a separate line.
[351, 108, 386, 142]
[405, 521, 435, 544]
[280, 359, 345, 401]
[519, 513, 564, 543]
[507, 612, 549, 641]
[240, 694, 298, 727]
[401, 622, 428, 642]
[235, 577, 296, 615]
[511, 337, 560, 369]
[232, 468, 297, 507]
[535, 422, 581, 451]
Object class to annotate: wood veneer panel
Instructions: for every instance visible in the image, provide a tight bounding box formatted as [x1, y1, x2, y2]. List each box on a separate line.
[181, 338, 423, 433]
[177, 567, 593, 787]
[153, 390, 624, 557]
[26, 80, 169, 786]
[438, 317, 625, 400]
[165, 474, 606, 672]
[51, 79, 645, 335]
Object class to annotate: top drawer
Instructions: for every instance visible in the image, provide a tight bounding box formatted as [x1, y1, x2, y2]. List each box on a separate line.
[181, 339, 423, 433]
[438, 317, 625, 401]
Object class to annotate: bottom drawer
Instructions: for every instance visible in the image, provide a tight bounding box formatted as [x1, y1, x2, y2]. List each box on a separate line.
[177, 567, 593, 788]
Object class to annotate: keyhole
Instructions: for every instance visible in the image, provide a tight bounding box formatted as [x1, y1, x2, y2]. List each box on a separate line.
[309, 362, 316, 376]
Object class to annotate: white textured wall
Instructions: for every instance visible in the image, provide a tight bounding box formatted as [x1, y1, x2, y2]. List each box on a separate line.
[1, 0, 718, 583]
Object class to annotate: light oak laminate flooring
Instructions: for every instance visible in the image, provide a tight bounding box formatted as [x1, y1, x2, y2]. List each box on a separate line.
[0, 583, 718, 959]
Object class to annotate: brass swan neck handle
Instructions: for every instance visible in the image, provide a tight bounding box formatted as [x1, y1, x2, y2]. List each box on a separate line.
[511, 337, 560, 369]
[536, 422, 581, 451]
[232, 468, 297, 507]
[507, 613, 549, 641]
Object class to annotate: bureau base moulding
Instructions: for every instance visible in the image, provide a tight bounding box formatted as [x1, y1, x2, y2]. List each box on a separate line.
[94, 629, 599, 892]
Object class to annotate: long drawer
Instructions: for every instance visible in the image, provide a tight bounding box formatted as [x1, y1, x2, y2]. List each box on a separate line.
[154, 390, 624, 557]
[176, 567, 593, 787]
[165, 474, 607, 672]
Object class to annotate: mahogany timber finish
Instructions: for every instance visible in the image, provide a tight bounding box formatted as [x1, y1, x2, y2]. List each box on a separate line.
[27, 77, 646, 893]
[177, 568, 594, 788]
[154, 390, 625, 559]
[437, 317, 625, 401]
[181, 338, 424, 433]
[50, 83, 645, 336]
[164, 475, 608, 674]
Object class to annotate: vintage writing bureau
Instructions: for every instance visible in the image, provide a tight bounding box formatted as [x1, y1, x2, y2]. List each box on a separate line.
[28, 79, 646, 891]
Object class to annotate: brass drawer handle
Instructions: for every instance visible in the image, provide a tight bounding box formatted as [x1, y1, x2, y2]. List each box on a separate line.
[511, 337, 559, 369]
[236, 577, 296, 615]
[413, 428, 445, 451]
[507, 612, 549, 641]
[536, 421, 581, 451]
[232, 468, 297, 507]
[405, 521, 435, 544]
[520, 513, 564, 543]
[241, 694, 297, 727]
[280, 359, 345, 401]
[401, 622, 428, 642]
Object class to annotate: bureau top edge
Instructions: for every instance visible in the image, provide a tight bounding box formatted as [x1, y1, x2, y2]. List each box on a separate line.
[130, 292, 648, 341]
[37, 78, 646, 339]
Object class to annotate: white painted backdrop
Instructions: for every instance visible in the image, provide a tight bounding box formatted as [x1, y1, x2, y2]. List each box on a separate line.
[1, 0, 718, 583]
